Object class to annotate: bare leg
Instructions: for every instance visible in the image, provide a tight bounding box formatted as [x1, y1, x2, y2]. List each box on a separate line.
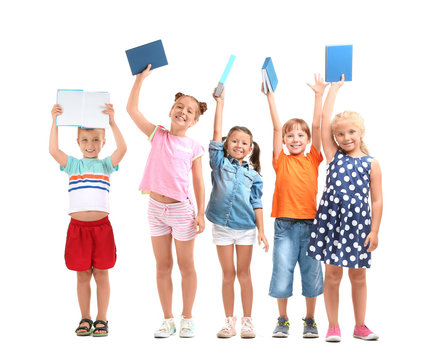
[277, 298, 288, 319]
[216, 245, 236, 317]
[175, 239, 196, 318]
[305, 297, 317, 319]
[236, 245, 253, 317]
[152, 234, 174, 318]
[76, 269, 93, 333]
[348, 268, 367, 327]
[93, 268, 110, 334]
[324, 264, 343, 327]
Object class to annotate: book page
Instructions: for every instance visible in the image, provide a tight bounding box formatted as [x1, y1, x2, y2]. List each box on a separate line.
[82, 92, 110, 129]
[56, 90, 84, 126]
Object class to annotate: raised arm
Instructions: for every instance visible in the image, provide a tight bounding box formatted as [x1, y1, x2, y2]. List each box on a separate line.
[321, 75, 344, 163]
[104, 104, 127, 167]
[212, 87, 224, 142]
[365, 159, 383, 252]
[126, 64, 157, 137]
[307, 73, 329, 153]
[192, 156, 205, 234]
[262, 85, 283, 161]
[49, 105, 68, 168]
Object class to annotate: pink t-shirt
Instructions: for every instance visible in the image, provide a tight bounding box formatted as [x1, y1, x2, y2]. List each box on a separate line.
[139, 125, 204, 202]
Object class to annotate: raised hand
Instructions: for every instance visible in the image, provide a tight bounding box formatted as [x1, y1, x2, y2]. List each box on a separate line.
[307, 73, 329, 96]
[136, 64, 153, 81]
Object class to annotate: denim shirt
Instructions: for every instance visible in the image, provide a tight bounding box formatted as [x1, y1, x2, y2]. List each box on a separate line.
[206, 140, 263, 230]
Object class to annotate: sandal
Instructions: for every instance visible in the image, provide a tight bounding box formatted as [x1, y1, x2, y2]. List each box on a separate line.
[75, 318, 93, 336]
[92, 320, 109, 337]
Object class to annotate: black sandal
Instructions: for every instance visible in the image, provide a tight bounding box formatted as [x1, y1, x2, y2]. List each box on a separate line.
[76, 318, 93, 336]
[92, 320, 109, 337]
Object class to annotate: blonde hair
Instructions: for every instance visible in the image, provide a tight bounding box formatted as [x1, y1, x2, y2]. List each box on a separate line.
[331, 111, 369, 155]
[282, 118, 311, 140]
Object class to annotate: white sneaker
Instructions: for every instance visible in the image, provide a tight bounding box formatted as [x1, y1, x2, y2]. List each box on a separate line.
[241, 317, 256, 338]
[179, 317, 195, 338]
[154, 318, 176, 338]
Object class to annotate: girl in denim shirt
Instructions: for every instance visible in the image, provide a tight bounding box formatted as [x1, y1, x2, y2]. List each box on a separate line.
[206, 88, 269, 339]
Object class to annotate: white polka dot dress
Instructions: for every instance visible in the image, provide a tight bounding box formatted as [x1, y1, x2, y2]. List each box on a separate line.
[307, 150, 373, 268]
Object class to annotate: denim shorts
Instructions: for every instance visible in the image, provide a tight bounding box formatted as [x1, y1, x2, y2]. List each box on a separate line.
[269, 218, 324, 298]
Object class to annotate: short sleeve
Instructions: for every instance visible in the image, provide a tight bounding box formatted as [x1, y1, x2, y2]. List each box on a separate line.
[103, 156, 119, 173]
[192, 142, 205, 161]
[148, 125, 166, 143]
[308, 145, 323, 167]
[208, 140, 225, 169]
[60, 156, 77, 174]
[272, 150, 286, 171]
[250, 173, 263, 209]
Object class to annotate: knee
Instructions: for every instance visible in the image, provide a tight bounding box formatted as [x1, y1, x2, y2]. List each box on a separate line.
[348, 269, 366, 286]
[177, 258, 195, 277]
[92, 269, 109, 284]
[157, 260, 173, 277]
[77, 269, 92, 283]
[237, 268, 251, 284]
[325, 267, 343, 286]
[222, 269, 236, 285]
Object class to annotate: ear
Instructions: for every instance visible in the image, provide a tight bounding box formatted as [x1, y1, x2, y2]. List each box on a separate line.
[77, 138, 80, 146]
[102, 138, 106, 147]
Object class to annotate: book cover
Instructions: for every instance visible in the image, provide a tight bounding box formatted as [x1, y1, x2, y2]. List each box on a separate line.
[56, 90, 110, 128]
[125, 39, 168, 75]
[262, 57, 278, 93]
[325, 45, 353, 82]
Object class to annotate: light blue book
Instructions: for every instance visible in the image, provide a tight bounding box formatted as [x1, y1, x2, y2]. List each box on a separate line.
[56, 89, 110, 128]
[325, 45, 353, 82]
[262, 57, 278, 93]
[214, 55, 236, 97]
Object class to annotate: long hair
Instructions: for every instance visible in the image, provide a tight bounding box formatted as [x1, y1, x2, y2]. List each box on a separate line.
[331, 111, 369, 155]
[222, 126, 261, 175]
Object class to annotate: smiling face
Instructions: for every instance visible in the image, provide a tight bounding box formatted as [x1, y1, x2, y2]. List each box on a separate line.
[225, 130, 252, 163]
[283, 125, 310, 155]
[333, 120, 363, 155]
[77, 128, 105, 158]
[169, 96, 199, 131]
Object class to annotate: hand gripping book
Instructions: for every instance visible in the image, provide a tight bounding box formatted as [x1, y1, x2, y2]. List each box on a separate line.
[325, 45, 353, 82]
[125, 39, 168, 75]
[262, 57, 278, 94]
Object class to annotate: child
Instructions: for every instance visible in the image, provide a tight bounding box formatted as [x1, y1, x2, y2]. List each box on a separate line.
[206, 88, 269, 339]
[49, 103, 127, 336]
[127, 64, 206, 338]
[263, 74, 327, 338]
[307, 75, 383, 342]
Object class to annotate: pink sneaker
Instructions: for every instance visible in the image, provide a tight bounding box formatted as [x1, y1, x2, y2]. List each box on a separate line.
[353, 325, 379, 340]
[217, 316, 236, 338]
[325, 326, 341, 342]
[240, 317, 256, 338]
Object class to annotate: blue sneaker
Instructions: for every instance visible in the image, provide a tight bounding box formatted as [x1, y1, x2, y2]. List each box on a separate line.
[272, 317, 290, 338]
[303, 318, 319, 338]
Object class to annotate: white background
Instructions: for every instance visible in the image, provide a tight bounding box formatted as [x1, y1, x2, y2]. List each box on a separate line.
[1, 0, 441, 358]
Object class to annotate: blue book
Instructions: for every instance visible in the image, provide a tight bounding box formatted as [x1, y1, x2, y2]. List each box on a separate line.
[325, 45, 353, 82]
[262, 57, 278, 93]
[125, 40, 168, 75]
[214, 55, 236, 97]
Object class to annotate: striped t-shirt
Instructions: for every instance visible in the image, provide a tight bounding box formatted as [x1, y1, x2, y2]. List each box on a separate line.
[60, 156, 118, 214]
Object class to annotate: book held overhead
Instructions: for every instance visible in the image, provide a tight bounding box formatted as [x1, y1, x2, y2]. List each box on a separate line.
[125, 39, 168, 75]
[262, 57, 278, 94]
[325, 45, 353, 82]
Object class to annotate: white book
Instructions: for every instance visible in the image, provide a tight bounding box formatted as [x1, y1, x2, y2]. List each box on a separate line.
[56, 89, 110, 128]
[262, 70, 273, 94]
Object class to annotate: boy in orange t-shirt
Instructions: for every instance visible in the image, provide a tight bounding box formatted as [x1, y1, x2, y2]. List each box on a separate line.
[262, 74, 327, 338]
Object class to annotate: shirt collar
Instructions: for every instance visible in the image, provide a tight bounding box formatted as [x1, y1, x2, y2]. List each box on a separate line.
[227, 155, 250, 169]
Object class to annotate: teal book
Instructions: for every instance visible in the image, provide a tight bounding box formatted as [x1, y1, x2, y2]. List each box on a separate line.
[262, 57, 278, 93]
[325, 45, 353, 82]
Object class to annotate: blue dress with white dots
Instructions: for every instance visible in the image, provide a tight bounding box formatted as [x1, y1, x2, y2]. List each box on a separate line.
[307, 150, 373, 268]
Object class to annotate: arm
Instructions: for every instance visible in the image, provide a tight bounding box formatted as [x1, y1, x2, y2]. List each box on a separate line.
[126, 64, 157, 137]
[254, 208, 269, 252]
[365, 159, 383, 252]
[321, 75, 345, 163]
[307, 73, 329, 153]
[192, 156, 205, 234]
[104, 104, 127, 168]
[212, 87, 224, 142]
[262, 85, 283, 160]
[49, 105, 68, 168]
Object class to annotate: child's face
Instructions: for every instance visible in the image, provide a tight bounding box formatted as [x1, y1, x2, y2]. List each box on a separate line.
[226, 130, 252, 162]
[283, 125, 310, 155]
[169, 97, 199, 130]
[77, 129, 105, 158]
[333, 120, 363, 154]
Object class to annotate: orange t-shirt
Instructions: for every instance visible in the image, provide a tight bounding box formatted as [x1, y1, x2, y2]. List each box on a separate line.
[271, 145, 323, 219]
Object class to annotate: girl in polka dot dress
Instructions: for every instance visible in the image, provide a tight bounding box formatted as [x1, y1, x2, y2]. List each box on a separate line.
[307, 76, 383, 342]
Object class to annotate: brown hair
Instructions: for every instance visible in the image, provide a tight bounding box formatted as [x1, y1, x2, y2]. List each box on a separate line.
[282, 118, 311, 140]
[222, 126, 261, 175]
[331, 111, 369, 155]
[173, 92, 207, 120]
[77, 127, 105, 138]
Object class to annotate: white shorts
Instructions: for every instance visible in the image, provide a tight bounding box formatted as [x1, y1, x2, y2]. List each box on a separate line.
[212, 224, 256, 246]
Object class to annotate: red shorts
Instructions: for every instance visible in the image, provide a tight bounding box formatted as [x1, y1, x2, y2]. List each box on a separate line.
[65, 216, 116, 271]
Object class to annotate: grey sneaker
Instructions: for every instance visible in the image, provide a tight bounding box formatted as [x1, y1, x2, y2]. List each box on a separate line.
[303, 317, 319, 338]
[272, 317, 290, 338]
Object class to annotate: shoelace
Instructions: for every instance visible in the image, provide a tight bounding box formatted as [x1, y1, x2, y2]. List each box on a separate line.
[221, 318, 234, 332]
[158, 319, 172, 332]
[242, 317, 254, 332]
[181, 318, 193, 331]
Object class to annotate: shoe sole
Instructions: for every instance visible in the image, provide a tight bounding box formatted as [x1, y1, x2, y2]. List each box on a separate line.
[241, 334, 256, 338]
[354, 334, 379, 340]
[217, 333, 236, 338]
[272, 332, 289, 338]
[303, 332, 319, 338]
[326, 336, 341, 342]
[154, 333, 174, 338]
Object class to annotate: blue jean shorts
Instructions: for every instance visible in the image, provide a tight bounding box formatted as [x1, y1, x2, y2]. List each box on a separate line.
[269, 218, 324, 298]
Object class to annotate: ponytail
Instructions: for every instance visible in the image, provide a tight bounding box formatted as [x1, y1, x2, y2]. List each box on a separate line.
[249, 141, 261, 176]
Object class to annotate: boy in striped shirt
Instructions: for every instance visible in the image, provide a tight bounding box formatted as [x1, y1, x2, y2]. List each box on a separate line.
[49, 103, 127, 336]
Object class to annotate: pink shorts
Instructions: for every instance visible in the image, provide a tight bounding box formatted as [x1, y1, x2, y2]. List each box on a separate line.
[148, 197, 196, 241]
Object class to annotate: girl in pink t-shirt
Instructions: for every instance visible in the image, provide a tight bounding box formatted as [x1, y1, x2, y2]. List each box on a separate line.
[127, 64, 207, 338]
